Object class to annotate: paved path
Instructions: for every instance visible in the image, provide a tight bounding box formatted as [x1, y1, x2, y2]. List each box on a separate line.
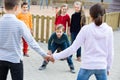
[7, 29, 120, 80]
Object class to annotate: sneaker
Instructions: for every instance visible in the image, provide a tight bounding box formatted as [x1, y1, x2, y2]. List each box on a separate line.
[38, 65, 46, 70]
[70, 69, 75, 73]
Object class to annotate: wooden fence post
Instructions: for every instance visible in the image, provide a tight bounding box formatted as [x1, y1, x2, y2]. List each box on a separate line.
[52, 16, 55, 33]
[36, 15, 40, 41]
[41, 15, 45, 42]
[46, 16, 50, 43]
[117, 12, 120, 28]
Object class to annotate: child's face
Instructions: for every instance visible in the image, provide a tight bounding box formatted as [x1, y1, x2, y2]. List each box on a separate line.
[61, 6, 68, 14]
[74, 5, 81, 12]
[21, 5, 28, 13]
[56, 29, 64, 38]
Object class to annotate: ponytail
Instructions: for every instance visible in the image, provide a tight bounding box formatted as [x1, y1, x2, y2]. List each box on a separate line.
[90, 3, 105, 26]
[94, 15, 102, 26]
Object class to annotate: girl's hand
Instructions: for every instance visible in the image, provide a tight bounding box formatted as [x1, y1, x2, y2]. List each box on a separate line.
[67, 30, 71, 36]
[44, 55, 54, 63]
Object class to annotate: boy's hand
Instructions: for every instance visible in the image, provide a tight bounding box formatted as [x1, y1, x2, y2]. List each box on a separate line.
[47, 50, 52, 55]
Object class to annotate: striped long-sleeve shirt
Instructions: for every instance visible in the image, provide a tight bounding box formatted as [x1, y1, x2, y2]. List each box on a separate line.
[0, 14, 47, 63]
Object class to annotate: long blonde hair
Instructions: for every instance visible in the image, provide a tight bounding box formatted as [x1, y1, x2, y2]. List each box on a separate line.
[57, 4, 68, 16]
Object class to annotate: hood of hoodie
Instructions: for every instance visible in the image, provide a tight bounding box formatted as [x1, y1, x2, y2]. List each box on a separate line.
[90, 23, 110, 39]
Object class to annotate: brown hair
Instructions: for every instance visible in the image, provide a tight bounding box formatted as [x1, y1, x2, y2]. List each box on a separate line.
[57, 4, 68, 16]
[21, 2, 28, 8]
[4, 0, 20, 10]
[56, 24, 64, 31]
[80, 4, 86, 27]
[90, 3, 105, 26]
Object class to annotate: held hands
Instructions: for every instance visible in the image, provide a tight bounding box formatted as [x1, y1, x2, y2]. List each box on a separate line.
[48, 54, 55, 62]
[47, 50, 55, 62]
[44, 53, 55, 63]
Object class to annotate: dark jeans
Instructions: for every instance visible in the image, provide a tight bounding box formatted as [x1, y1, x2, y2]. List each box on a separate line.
[0, 60, 23, 80]
[42, 42, 74, 70]
[71, 32, 81, 57]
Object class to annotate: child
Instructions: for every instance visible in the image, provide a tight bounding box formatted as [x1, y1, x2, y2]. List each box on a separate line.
[70, 1, 86, 61]
[51, 3, 114, 80]
[55, 4, 70, 35]
[17, 2, 33, 57]
[39, 24, 75, 73]
[0, 0, 51, 80]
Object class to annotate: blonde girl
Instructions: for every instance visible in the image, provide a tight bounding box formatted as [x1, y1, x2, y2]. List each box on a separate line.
[55, 4, 70, 35]
[70, 1, 86, 61]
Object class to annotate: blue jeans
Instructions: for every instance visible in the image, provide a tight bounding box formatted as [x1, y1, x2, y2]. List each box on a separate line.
[71, 32, 81, 57]
[77, 68, 107, 80]
[28, 0, 31, 10]
[42, 42, 74, 70]
[40, 0, 48, 8]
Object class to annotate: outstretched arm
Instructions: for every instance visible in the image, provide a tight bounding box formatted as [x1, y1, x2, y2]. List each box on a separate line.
[107, 28, 114, 75]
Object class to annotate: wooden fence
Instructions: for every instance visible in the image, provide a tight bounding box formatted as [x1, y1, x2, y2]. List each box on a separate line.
[105, 12, 120, 30]
[32, 15, 55, 42]
[0, 12, 120, 43]
[32, 12, 120, 43]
